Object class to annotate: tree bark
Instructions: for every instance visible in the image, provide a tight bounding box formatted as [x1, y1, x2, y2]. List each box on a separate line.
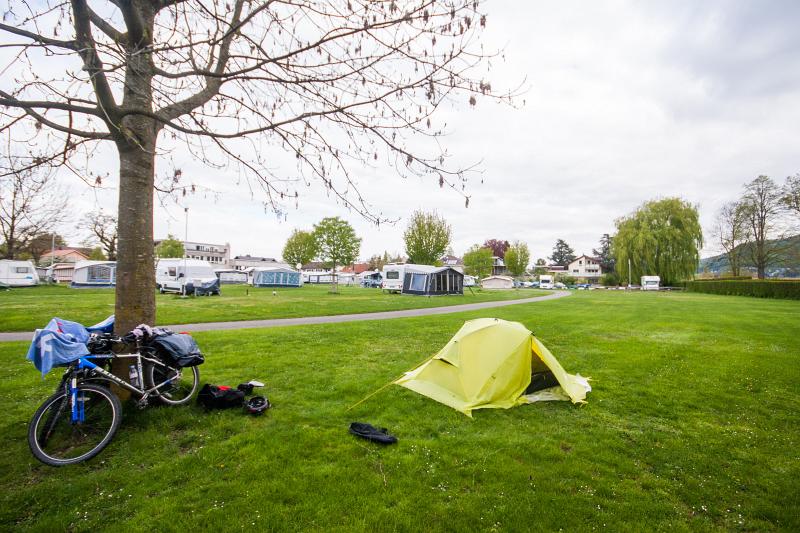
[114, 144, 156, 333]
[111, 2, 158, 393]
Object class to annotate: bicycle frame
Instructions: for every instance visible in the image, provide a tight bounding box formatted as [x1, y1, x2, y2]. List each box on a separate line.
[64, 352, 183, 423]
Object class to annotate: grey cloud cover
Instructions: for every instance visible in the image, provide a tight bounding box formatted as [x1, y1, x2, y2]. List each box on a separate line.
[35, 1, 800, 261]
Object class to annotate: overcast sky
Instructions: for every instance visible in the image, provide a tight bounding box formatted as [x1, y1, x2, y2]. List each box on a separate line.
[46, 1, 800, 261]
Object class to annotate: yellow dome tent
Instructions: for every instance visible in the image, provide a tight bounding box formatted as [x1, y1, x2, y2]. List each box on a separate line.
[395, 318, 590, 417]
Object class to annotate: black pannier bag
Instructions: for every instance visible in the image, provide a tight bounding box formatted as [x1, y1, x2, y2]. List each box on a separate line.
[197, 384, 245, 410]
[148, 333, 205, 367]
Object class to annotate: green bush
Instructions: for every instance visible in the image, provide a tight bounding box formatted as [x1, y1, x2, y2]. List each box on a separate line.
[685, 280, 800, 299]
[692, 276, 753, 281]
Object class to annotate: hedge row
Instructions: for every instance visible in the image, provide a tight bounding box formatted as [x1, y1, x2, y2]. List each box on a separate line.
[685, 280, 800, 299]
[692, 276, 753, 281]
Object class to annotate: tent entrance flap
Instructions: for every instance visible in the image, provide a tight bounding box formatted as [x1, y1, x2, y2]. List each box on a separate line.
[394, 318, 590, 416]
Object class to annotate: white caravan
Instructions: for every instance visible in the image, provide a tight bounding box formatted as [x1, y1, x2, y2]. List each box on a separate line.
[156, 258, 218, 294]
[641, 275, 661, 291]
[0, 260, 39, 287]
[539, 274, 554, 289]
[381, 263, 407, 292]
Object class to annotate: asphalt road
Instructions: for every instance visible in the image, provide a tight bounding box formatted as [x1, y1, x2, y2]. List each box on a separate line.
[0, 290, 571, 342]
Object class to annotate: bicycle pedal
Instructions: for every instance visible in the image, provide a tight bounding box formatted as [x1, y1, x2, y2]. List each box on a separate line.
[136, 399, 149, 409]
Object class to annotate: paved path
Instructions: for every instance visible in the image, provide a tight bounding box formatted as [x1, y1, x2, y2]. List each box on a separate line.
[0, 291, 571, 342]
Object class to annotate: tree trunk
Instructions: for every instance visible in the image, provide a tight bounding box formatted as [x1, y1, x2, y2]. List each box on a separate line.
[115, 145, 156, 332]
[112, 141, 157, 396]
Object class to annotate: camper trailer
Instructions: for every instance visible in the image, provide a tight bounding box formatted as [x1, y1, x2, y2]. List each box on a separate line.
[381, 263, 406, 292]
[464, 275, 477, 287]
[156, 258, 220, 295]
[641, 276, 660, 291]
[539, 275, 554, 289]
[481, 275, 515, 290]
[71, 261, 116, 288]
[0, 260, 39, 287]
[214, 269, 248, 284]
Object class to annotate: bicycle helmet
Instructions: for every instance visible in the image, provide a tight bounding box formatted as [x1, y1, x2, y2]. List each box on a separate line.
[244, 396, 271, 415]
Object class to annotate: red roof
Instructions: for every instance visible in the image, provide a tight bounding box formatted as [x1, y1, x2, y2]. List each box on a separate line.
[341, 263, 369, 274]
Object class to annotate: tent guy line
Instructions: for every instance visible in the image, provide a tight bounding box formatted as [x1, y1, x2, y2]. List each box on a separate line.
[0, 291, 571, 342]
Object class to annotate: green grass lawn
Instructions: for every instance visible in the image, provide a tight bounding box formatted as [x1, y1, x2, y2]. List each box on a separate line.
[0, 284, 543, 332]
[1, 291, 798, 531]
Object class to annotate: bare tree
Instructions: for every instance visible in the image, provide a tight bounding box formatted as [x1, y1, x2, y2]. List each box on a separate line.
[1, 0, 514, 332]
[712, 201, 749, 277]
[784, 173, 800, 218]
[0, 159, 68, 260]
[740, 175, 788, 279]
[79, 211, 118, 260]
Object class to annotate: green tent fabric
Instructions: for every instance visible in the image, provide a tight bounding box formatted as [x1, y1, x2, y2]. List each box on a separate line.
[395, 318, 590, 416]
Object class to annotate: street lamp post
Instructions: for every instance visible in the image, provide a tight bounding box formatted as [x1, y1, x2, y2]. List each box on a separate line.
[181, 207, 189, 297]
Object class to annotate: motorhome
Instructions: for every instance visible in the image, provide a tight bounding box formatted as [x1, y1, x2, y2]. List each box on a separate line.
[156, 258, 220, 295]
[641, 276, 660, 291]
[539, 274, 554, 289]
[0, 260, 39, 287]
[381, 263, 406, 292]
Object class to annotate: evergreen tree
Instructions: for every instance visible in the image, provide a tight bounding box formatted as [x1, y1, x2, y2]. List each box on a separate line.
[549, 239, 576, 267]
[592, 234, 616, 273]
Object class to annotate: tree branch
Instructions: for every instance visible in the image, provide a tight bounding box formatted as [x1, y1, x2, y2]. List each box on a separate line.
[0, 23, 77, 50]
[70, 0, 120, 123]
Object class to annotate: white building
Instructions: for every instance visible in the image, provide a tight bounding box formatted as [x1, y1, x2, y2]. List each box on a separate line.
[233, 255, 293, 271]
[154, 239, 231, 266]
[567, 255, 603, 281]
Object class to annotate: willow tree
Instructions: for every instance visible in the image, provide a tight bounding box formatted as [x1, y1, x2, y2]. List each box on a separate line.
[0, 1, 512, 332]
[613, 198, 703, 286]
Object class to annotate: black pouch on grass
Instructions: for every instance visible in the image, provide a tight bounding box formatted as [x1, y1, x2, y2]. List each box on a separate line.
[148, 333, 205, 368]
[197, 384, 245, 410]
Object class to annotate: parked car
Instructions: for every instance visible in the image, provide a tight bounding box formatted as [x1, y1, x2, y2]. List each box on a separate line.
[362, 278, 382, 288]
[554, 282, 566, 289]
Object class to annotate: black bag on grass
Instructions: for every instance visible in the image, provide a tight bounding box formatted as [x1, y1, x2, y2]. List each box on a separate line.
[148, 333, 205, 367]
[197, 384, 245, 410]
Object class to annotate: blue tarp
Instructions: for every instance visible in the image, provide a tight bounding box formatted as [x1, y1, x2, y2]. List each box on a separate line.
[26, 316, 115, 377]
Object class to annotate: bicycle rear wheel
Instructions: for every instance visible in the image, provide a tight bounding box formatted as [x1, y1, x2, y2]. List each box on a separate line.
[147, 363, 200, 406]
[28, 383, 122, 466]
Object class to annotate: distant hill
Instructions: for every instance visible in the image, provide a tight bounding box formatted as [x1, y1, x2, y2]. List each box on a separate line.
[698, 234, 800, 278]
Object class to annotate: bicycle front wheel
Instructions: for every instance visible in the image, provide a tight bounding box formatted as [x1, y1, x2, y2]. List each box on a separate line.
[28, 383, 122, 466]
[147, 363, 200, 406]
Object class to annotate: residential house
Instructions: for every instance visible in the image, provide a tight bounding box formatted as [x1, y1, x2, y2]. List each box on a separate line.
[40, 246, 91, 265]
[492, 256, 507, 276]
[567, 255, 603, 282]
[341, 262, 370, 275]
[440, 255, 465, 273]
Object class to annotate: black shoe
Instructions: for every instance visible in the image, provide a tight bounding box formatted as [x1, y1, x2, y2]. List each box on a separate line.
[349, 422, 398, 444]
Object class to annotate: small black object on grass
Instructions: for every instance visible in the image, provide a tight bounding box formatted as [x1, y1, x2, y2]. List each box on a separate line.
[349, 422, 397, 445]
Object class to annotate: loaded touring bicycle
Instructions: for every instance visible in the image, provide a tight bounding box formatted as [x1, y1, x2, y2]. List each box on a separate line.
[26, 317, 204, 466]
